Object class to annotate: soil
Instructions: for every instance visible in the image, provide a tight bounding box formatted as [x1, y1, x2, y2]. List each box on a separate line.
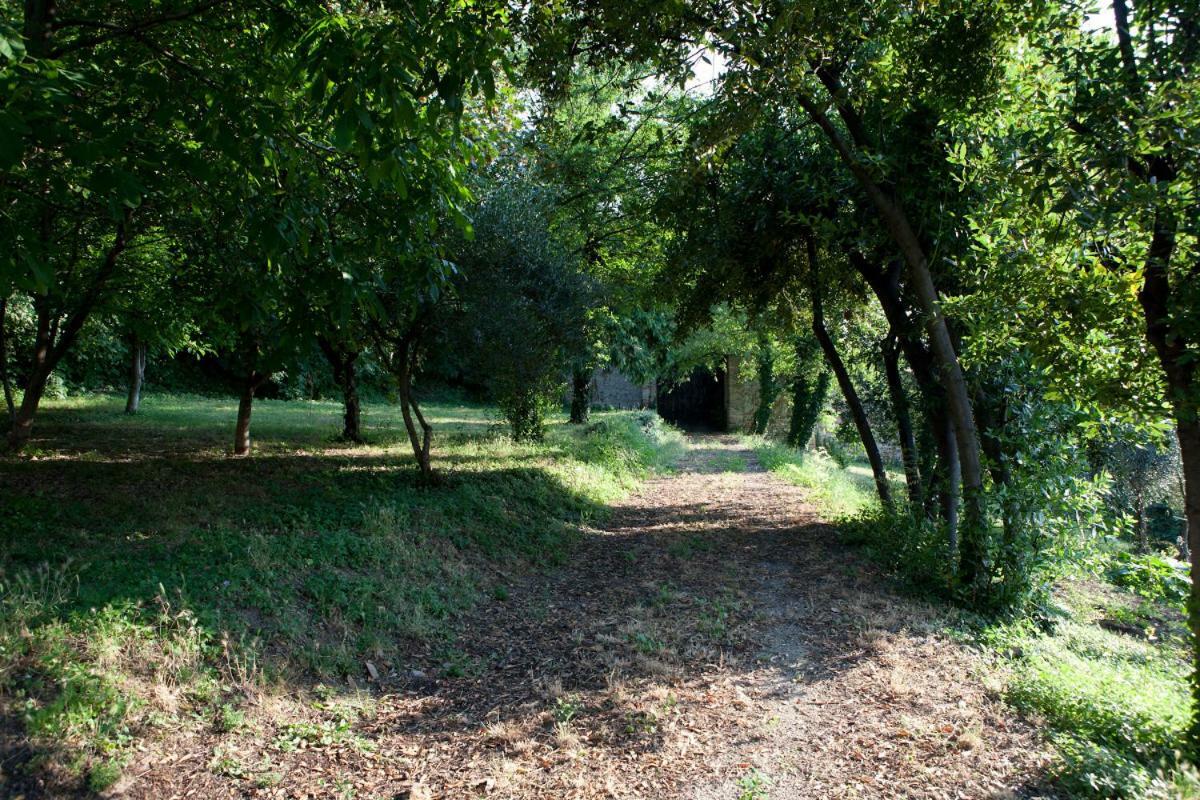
[112, 436, 1056, 799]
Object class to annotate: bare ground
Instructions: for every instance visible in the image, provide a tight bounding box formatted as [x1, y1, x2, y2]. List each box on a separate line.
[118, 436, 1055, 800]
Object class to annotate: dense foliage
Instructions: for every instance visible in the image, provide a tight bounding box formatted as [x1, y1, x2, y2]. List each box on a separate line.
[2, 0, 1198, 794]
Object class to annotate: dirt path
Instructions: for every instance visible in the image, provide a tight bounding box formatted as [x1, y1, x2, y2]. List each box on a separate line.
[130, 436, 1053, 799]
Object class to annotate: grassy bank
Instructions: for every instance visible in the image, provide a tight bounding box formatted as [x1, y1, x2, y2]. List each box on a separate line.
[0, 395, 683, 792]
[752, 439, 1197, 798]
[751, 438, 892, 519]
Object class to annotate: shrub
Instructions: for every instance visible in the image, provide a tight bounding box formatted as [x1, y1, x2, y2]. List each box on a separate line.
[1107, 552, 1190, 609]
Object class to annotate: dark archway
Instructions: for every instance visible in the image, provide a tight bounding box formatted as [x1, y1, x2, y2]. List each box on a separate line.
[657, 367, 726, 431]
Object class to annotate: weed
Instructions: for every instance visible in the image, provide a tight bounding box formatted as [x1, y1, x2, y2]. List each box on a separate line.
[667, 534, 713, 559]
[255, 770, 284, 788]
[88, 757, 125, 792]
[652, 583, 677, 607]
[553, 694, 582, 725]
[274, 718, 356, 751]
[628, 631, 665, 655]
[209, 745, 247, 778]
[698, 595, 735, 640]
[737, 767, 770, 799]
[623, 708, 658, 736]
[215, 702, 246, 733]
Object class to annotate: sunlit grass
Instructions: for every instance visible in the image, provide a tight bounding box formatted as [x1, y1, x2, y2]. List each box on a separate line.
[748, 437, 888, 518]
[982, 587, 1193, 799]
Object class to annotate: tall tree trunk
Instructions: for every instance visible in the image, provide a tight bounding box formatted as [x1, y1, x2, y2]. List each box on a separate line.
[22, 0, 54, 57]
[808, 240, 892, 511]
[975, 384, 1021, 568]
[340, 361, 362, 443]
[1179, 418, 1200, 757]
[1134, 208, 1200, 754]
[318, 338, 364, 443]
[932, 409, 961, 554]
[882, 331, 923, 510]
[1177, 429, 1191, 561]
[1133, 490, 1149, 553]
[9, 300, 55, 450]
[569, 365, 591, 425]
[233, 371, 262, 456]
[125, 334, 146, 414]
[0, 296, 13, 424]
[799, 94, 986, 586]
[396, 338, 434, 481]
[852, 253, 956, 535]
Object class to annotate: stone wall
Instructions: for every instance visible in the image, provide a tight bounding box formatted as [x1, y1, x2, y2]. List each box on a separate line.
[591, 368, 655, 409]
[724, 355, 760, 433]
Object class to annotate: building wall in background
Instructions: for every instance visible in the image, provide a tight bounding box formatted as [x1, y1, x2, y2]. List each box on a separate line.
[591, 368, 655, 410]
[724, 355, 759, 433]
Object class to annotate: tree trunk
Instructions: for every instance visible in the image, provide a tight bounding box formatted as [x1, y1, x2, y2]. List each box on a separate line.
[1177, 428, 1190, 561]
[6, 214, 129, 450]
[341, 362, 362, 443]
[1179, 418, 1200, 757]
[882, 331, 923, 510]
[396, 338, 434, 481]
[852, 253, 958, 537]
[1133, 208, 1200, 755]
[8, 300, 54, 450]
[808, 240, 892, 511]
[569, 365, 591, 424]
[125, 335, 146, 414]
[22, 0, 54, 57]
[318, 338, 365, 443]
[1133, 491, 1150, 553]
[0, 296, 13, 424]
[799, 94, 986, 586]
[934, 411, 962, 554]
[975, 384, 1022, 568]
[233, 372, 262, 456]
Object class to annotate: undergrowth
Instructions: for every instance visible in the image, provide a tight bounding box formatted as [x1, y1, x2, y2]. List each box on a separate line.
[982, 584, 1195, 799]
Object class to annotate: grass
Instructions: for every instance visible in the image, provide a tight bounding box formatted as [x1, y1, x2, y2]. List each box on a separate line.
[0, 394, 683, 792]
[980, 579, 1198, 799]
[749, 438, 896, 518]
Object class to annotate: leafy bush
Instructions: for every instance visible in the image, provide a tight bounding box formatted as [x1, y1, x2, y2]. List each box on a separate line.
[576, 411, 684, 479]
[1107, 552, 1190, 608]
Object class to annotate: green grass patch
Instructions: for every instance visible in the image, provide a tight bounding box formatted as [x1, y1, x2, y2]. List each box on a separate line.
[0, 394, 682, 790]
[983, 582, 1194, 799]
[749, 438, 889, 518]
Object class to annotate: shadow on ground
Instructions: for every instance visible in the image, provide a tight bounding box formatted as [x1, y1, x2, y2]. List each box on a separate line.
[1, 415, 1054, 799]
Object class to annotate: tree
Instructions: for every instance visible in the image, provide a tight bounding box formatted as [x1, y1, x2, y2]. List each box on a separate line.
[0, 0, 511, 450]
[450, 174, 595, 442]
[531, 67, 684, 424]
